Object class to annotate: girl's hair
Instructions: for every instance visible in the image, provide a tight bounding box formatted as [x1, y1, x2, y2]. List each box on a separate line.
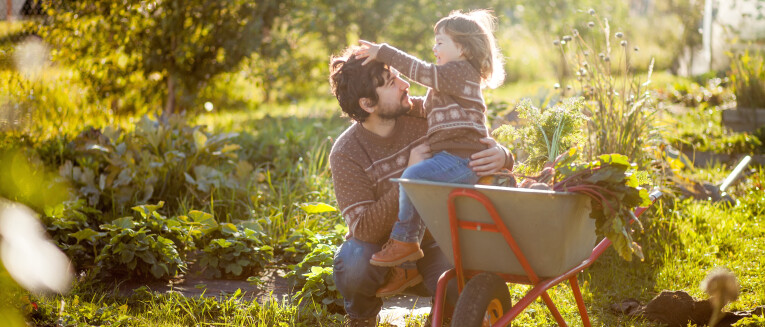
[435, 9, 505, 89]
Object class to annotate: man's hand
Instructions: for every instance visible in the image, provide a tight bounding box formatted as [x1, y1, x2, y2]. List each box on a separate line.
[469, 138, 511, 176]
[357, 40, 382, 66]
[408, 142, 432, 167]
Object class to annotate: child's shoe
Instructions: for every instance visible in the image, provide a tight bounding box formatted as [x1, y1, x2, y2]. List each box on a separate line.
[369, 239, 424, 266]
[375, 267, 423, 297]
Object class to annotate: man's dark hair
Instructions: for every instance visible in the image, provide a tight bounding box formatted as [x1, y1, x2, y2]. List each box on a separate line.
[329, 46, 389, 122]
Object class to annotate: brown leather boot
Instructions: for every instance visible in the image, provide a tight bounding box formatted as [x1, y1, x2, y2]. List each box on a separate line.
[369, 239, 424, 267]
[376, 267, 423, 297]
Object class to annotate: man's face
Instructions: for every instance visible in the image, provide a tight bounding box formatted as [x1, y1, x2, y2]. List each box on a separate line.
[374, 69, 411, 120]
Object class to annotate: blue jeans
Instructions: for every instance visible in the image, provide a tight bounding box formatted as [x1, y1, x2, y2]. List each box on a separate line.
[392, 151, 478, 243]
[333, 237, 457, 319]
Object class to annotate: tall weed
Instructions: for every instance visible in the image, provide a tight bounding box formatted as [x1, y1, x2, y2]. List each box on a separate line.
[555, 12, 659, 165]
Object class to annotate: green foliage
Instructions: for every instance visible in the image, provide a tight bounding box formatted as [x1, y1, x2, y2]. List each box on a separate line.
[493, 97, 586, 171]
[555, 14, 658, 164]
[94, 203, 188, 280]
[0, 148, 69, 213]
[38, 0, 285, 113]
[734, 314, 765, 327]
[42, 199, 103, 269]
[673, 130, 764, 155]
[284, 224, 346, 312]
[661, 77, 732, 107]
[287, 243, 343, 312]
[197, 222, 274, 279]
[32, 295, 134, 326]
[553, 148, 651, 261]
[729, 48, 765, 109]
[59, 115, 255, 216]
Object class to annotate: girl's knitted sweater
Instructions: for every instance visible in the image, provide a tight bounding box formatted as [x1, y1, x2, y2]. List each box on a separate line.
[377, 43, 489, 159]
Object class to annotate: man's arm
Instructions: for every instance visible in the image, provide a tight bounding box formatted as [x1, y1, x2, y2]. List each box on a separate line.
[330, 151, 399, 244]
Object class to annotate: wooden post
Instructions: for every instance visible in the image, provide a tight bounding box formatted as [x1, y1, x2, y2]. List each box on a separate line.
[6, 0, 12, 20]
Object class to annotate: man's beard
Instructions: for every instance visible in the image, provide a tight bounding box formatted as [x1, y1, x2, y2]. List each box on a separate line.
[377, 93, 410, 120]
[377, 104, 408, 120]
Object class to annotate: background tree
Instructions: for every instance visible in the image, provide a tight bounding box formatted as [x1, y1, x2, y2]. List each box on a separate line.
[39, 0, 286, 116]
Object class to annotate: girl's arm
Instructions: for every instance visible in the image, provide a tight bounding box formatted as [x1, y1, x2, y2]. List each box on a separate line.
[357, 41, 481, 98]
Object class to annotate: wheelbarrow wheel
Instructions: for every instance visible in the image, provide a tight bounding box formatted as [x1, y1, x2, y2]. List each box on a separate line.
[452, 273, 512, 327]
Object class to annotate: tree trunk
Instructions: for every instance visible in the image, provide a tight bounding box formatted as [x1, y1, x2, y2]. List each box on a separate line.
[163, 73, 176, 121]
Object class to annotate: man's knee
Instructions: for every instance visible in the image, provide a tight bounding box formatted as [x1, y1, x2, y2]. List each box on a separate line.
[333, 239, 387, 293]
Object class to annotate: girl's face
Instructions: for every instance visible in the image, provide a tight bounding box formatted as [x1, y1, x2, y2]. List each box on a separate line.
[433, 30, 463, 65]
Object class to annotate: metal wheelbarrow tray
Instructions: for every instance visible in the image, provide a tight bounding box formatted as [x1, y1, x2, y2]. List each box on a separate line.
[398, 178, 595, 278]
[394, 178, 661, 327]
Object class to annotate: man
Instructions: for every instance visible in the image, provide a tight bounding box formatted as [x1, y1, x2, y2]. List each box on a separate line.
[328, 47, 513, 326]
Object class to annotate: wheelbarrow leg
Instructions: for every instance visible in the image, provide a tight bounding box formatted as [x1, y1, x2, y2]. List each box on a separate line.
[541, 292, 568, 326]
[432, 269, 456, 327]
[569, 276, 591, 327]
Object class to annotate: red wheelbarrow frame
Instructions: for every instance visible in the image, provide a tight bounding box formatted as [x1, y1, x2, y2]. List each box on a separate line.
[430, 188, 662, 327]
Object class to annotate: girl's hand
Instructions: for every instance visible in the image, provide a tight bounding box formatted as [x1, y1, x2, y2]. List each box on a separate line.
[357, 40, 382, 65]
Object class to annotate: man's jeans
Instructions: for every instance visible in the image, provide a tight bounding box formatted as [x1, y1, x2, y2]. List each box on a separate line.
[391, 151, 478, 243]
[333, 237, 456, 319]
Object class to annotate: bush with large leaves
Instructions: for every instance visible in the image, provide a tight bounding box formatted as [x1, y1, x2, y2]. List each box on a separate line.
[58, 115, 256, 217]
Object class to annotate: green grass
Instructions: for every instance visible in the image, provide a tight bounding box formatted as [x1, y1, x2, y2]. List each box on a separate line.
[10, 163, 762, 326]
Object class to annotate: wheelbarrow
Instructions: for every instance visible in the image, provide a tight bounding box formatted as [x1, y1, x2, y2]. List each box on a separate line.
[393, 178, 662, 327]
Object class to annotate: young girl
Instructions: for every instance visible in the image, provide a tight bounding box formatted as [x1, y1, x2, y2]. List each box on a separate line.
[356, 9, 505, 295]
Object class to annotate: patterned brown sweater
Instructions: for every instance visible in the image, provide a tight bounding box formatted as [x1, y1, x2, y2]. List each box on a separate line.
[330, 99, 513, 243]
[377, 43, 489, 159]
[330, 103, 429, 244]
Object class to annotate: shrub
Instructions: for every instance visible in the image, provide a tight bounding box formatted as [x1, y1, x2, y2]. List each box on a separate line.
[729, 48, 765, 109]
[58, 115, 257, 217]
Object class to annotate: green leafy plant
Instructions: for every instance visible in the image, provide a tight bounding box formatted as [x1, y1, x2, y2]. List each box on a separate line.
[553, 148, 651, 261]
[287, 243, 343, 313]
[58, 115, 257, 217]
[197, 222, 274, 279]
[94, 203, 189, 280]
[729, 48, 765, 109]
[96, 216, 185, 280]
[493, 97, 586, 172]
[42, 199, 104, 270]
